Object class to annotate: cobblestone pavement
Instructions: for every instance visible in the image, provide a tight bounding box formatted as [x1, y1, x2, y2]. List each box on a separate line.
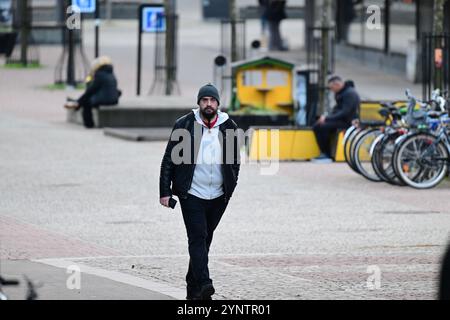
[1, 113, 449, 299]
[71, 248, 442, 300]
[0, 3, 421, 123]
[0, 0, 446, 300]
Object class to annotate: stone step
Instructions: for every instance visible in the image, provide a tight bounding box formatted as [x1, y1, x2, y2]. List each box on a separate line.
[103, 127, 173, 141]
[66, 96, 194, 128]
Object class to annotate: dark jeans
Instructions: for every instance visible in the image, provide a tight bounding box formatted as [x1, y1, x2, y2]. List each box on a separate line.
[268, 20, 283, 50]
[76, 94, 98, 128]
[81, 100, 98, 129]
[77, 96, 116, 128]
[313, 120, 348, 158]
[179, 193, 228, 295]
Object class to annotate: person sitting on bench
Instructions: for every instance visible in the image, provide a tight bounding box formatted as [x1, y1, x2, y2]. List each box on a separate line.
[64, 56, 121, 128]
[312, 75, 360, 163]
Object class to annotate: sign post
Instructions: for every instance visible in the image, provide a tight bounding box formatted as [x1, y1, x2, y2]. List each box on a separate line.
[95, 0, 99, 57]
[72, 0, 96, 13]
[72, 0, 99, 57]
[136, 4, 165, 96]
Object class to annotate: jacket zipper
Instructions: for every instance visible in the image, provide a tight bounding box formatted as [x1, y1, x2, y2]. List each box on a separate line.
[183, 116, 196, 199]
[184, 163, 196, 199]
[221, 164, 228, 203]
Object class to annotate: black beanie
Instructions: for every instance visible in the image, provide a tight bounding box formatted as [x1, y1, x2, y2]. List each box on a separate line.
[197, 83, 220, 106]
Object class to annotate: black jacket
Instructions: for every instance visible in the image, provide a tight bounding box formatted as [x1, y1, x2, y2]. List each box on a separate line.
[326, 82, 360, 125]
[78, 64, 121, 107]
[159, 111, 241, 203]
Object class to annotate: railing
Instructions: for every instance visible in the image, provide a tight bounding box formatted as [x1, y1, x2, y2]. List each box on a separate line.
[422, 33, 450, 101]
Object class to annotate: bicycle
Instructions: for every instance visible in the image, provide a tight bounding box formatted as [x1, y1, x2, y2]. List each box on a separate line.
[369, 95, 419, 185]
[344, 101, 406, 182]
[344, 88, 449, 187]
[389, 89, 450, 188]
[392, 113, 450, 189]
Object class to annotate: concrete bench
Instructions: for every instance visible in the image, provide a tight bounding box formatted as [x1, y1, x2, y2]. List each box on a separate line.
[66, 96, 193, 128]
[248, 126, 345, 162]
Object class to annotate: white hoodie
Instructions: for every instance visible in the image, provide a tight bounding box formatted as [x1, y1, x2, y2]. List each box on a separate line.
[188, 108, 230, 200]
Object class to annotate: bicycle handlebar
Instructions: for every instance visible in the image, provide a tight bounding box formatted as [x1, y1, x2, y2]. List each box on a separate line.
[407, 88, 448, 111]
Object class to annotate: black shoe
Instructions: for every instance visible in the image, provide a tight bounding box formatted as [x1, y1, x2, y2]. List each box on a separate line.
[186, 291, 200, 300]
[186, 293, 198, 300]
[186, 285, 200, 300]
[199, 283, 215, 300]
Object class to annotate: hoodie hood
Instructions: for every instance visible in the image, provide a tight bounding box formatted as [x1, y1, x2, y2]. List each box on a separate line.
[192, 108, 229, 128]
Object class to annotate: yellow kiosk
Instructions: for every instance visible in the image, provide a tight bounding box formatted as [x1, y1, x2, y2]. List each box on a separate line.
[230, 56, 295, 116]
[230, 57, 403, 162]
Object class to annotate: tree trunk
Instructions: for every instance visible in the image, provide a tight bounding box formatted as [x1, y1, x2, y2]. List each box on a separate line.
[433, 0, 446, 34]
[18, 0, 29, 66]
[318, 0, 331, 116]
[432, 0, 447, 91]
[165, 0, 176, 95]
[230, 0, 237, 63]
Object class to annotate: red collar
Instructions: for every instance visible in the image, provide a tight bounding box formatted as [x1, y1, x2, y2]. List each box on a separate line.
[203, 115, 218, 129]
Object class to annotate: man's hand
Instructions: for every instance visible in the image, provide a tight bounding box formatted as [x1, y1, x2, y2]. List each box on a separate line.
[160, 196, 170, 208]
[317, 115, 326, 125]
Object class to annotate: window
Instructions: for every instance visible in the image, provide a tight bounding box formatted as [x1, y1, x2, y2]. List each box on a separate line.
[266, 70, 288, 87]
[342, 0, 417, 54]
[346, 0, 386, 51]
[242, 70, 263, 86]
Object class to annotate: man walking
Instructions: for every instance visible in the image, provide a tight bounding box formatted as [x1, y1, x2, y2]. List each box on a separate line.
[312, 75, 360, 163]
[159, 84, 241, 300]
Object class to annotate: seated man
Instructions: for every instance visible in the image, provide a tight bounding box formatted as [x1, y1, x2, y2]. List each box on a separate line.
[64, 56, 121, 128]
[312, 75, 360, 163]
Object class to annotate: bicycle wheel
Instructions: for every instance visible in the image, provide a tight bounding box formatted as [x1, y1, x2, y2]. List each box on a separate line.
[348, 128, 371, 174]
[343, 125, 357, 146]
[370, 133, 389, 182]
[393, 133, 449, 189]
[376, 132, 406, 186]
[391, 133, 411, 181]
[343, 126, 360, 172]
[353, 128, 383, 182]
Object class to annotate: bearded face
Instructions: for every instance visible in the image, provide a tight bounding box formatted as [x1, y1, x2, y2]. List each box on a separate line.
[199, 96, 219, 120]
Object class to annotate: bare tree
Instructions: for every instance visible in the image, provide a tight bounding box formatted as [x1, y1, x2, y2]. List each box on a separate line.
[164, 0, 177, 95]
[18, 0, 30, 65]
[230, 0, 237, 63]
[318, 0, 332, 116]
[433, 0, 446, 34]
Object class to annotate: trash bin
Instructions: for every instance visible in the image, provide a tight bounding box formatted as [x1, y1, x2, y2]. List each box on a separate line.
[0, 32, 17, 57]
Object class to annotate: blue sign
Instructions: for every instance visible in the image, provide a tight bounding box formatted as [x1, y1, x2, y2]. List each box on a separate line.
[142, 6, 165, 33]
[0, 0, 13, 26]
[72, 0, 96, 13]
